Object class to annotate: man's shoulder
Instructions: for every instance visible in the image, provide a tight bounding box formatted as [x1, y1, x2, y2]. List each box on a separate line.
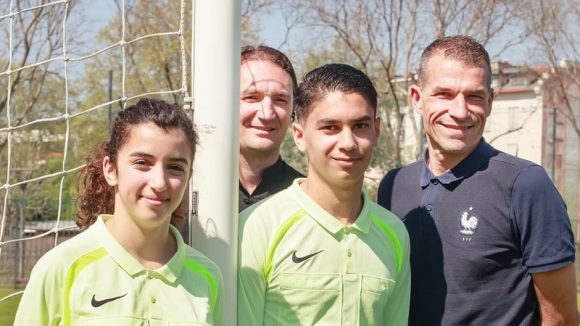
[394, 160, 423, 173]
[379, 160, 423, 190]
[279, 159, 305, 179]
[483, 150, 554, 187]
[239, 187, 301, 226]
[388, 160, 423, 178]
[242, 185, 295, 211]
[488, 149, 538, 172]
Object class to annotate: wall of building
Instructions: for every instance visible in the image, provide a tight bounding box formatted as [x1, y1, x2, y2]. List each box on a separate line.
[484, 89, 544, 164]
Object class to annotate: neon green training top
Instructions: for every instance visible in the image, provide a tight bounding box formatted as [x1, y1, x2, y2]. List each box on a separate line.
[238, 179, 411, 325]
[14, 215, 223, 326]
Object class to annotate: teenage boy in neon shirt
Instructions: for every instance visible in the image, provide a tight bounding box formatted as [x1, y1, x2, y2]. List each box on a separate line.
[238, 63, 410, 325]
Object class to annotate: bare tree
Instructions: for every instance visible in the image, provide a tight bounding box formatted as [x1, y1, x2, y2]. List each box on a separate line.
[0, 0, 81, 140]
[284, 0, 422, 169]
[275, 0, 525, 170]
[428, 0, 528, 55]
[520, 0, 580, 138]
[241, 0, 276, 44]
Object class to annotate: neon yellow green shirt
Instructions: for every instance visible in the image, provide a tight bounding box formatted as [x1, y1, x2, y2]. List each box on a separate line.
[14, 215, 223, 326]
[238, 179, 410, 325]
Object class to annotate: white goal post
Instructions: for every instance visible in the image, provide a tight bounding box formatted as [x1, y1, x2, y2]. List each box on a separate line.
[189, 1, 240, 326]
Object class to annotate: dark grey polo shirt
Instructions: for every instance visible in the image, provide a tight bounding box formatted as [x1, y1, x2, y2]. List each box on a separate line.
[377, 140, 575, 325]
[239, 157, 303, 212]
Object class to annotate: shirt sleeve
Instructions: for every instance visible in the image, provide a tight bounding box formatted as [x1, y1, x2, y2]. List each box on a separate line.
[237, 209, 269, 326]
[14, 254, 62, 326]
[511, 165, 575, 273]
[377, 170, 396, 209]
[382, 224, 411, 325]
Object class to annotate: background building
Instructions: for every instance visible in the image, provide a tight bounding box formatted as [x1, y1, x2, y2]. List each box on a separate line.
[484, 60, 580, 231]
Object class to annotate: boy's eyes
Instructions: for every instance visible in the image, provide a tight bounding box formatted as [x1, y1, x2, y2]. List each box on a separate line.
[320, 125, 338, 131]
[320, 123, 369, 131]
[353, 122, 369, 129]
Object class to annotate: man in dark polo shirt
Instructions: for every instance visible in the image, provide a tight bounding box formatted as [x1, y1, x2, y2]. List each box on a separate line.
[238, 45, 303, 212]
[377, 35, 577, 325]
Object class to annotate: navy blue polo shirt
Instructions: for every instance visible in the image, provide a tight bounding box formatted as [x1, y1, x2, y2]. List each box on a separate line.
[377, 140, 575, 325]
[239, 157, 304, 212]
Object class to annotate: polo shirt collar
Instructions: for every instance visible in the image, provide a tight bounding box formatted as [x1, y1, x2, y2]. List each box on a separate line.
[155, 225, 186, 283]
[291, 179, 373, 235]
[352, 192, 373, 234]
[93, 215, 185, 283]
[240, 156, 287, 195]
[420, 139, 495, 187]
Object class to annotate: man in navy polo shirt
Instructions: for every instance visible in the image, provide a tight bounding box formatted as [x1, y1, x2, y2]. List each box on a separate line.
[377, 35, 577, 325]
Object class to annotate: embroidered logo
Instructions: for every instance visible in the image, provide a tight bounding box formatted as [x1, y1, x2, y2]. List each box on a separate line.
[291, 250, 323, 263]
[91, 293, 127, 307]
[459, 207, 478, 241]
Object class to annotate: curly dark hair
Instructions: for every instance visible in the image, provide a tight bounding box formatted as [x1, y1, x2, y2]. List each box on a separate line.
[75, 98, 197, 229]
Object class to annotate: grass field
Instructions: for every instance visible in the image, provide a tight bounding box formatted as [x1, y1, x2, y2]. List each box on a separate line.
[0, 288, 22, 326]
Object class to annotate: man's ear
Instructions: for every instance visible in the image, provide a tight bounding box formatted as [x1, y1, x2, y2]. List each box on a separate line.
[486, 88, 495, 117]
[373, 116, 381, 146]
[102, 156, 118, 186]
[409, 85, 423, 115]
[291, 122, 307, 152]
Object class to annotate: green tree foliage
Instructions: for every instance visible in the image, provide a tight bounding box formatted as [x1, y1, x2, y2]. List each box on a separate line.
[0, 0, 87, 225]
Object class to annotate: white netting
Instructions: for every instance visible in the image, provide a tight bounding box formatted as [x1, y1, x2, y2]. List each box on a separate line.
[0, 0, 190, 312]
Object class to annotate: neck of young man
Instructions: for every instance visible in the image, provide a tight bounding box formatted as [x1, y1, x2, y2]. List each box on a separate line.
[239, 148, 280, 195]
[300, 173, 364, 226]
[106, 207, 177, 269]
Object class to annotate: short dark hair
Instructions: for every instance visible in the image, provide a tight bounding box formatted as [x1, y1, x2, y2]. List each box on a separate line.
[418, 35, 491, 89]
[294, 63, 377, 123]
[241, 45, 297, 91]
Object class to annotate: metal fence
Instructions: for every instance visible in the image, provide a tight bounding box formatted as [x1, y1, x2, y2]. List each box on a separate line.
[0, 227, 78, 289]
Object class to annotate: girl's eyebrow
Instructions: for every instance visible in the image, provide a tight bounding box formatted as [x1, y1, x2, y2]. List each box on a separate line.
[129, 152, 189, 165]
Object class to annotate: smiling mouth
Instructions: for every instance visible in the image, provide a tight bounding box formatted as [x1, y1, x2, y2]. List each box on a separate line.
[333, 157, 361, 163]
[141, 196, 168, 205]
[440, 122, 474, 130]
[251, 126, 276, 132]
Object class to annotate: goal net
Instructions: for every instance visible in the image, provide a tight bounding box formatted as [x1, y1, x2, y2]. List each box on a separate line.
[0, 0, 191, 310]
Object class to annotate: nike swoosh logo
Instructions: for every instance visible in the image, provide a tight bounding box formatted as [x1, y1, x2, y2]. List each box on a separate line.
[91, 293, 128, 307]
[292, 250, 323, 263]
